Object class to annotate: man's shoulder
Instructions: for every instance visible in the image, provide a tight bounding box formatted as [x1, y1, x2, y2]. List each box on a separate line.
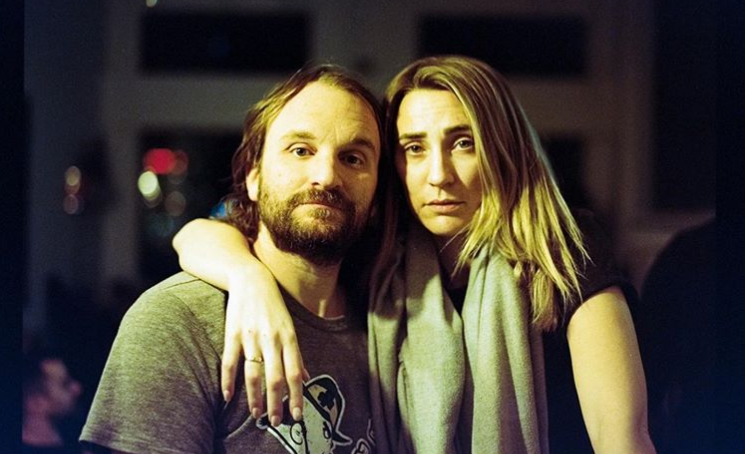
[126, 272, 228, 336]
[143, 271, 227, 300]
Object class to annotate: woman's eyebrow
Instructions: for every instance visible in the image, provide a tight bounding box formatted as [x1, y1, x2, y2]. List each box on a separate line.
[398, 131, 426, 141]
[399, 124, 472, 141]
[443, 124, 472, 135]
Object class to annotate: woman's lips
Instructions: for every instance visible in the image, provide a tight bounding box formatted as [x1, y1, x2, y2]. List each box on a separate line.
[426, 200, 464, 214]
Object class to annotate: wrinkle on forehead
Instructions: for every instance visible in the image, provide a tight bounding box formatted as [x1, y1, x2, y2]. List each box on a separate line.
[270, 82, 381, 156]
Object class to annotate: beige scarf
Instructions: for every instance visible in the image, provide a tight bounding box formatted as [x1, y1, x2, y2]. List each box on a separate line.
[368, 221, 549, 453]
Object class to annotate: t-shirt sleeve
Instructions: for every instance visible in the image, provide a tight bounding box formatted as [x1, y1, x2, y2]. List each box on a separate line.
[568, 210, 638, 320]
[80, 287, 222, 454]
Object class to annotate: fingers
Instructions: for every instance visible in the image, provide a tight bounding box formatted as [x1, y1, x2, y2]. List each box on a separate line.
[243, 355, 265, 419]
[283, 339, 306, 422]
[261, 338, 286, 427]
[220, 331, 242, 403]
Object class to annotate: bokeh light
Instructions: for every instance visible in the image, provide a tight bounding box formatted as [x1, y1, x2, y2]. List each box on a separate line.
[138, 170, 162, 206]
[164, 190, 187, 217]
[65, 166, 82, 193]
[63, 194, 83, 215]
[143, 148, 176, 175]
[146, 213, 176, 238]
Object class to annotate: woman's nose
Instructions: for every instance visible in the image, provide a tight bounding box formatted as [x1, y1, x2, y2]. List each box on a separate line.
[427, 151, 454, 187]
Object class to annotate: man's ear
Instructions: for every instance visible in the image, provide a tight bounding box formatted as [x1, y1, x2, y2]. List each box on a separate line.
[247, 168, 260, 202]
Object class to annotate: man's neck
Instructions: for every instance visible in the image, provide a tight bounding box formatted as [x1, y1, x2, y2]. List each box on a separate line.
[252, 229, 346, 318]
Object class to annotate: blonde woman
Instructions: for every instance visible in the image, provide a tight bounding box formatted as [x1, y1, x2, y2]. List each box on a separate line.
[174, 56, 654, 453]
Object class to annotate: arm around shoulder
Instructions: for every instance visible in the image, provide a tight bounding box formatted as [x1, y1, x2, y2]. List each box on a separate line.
[173, 217, 261, 290]
[567, 286, 657, 454]
[172, 217, 308, 424]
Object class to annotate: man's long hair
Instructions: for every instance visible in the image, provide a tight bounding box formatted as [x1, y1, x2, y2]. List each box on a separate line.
[383, 55, 588, 330]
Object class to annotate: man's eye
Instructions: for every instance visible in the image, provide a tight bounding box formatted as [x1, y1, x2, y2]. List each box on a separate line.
[342, 154, 365, 166]
[291, 147, 311, 157]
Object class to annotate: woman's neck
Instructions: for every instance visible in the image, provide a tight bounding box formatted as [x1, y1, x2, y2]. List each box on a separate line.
[435, 234, 469, 289]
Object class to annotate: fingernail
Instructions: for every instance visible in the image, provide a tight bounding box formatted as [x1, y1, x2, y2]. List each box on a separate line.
[271, 415, 281, 427]
[292, 407, 303, 421]
[223, 389, 232, 402]
[251, 407, 261, 419]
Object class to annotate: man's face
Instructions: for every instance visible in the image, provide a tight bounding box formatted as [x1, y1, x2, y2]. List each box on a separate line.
[40, 359, 82, 417]
[248, 82, 380, 265]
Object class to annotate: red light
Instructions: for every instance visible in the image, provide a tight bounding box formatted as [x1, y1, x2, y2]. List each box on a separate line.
[143, 148, 176, 175]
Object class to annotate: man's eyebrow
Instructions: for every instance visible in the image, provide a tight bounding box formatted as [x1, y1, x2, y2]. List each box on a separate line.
[280, 131, 317, 141]
[281, 131, 377, 152]
[398, 124, 472, 141]
[348, 137, 377, 152]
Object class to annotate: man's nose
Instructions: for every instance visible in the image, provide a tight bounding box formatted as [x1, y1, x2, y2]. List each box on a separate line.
[310, 153, 341, 189]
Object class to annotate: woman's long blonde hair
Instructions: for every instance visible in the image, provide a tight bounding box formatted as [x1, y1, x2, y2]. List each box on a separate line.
[384, 55, 588, 331]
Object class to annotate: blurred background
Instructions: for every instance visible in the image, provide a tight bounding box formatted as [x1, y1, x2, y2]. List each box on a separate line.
[18, 0, 717, 451]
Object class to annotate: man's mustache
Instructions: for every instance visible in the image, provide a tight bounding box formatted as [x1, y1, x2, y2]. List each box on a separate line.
[288, 189, 353, 211]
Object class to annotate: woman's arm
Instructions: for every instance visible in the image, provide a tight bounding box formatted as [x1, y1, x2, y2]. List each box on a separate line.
[173, 218, 307, 425]
[567, 286, 656, 454]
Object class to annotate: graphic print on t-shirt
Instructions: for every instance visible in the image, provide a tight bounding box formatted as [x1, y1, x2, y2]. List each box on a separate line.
[257, 374, 354, 454]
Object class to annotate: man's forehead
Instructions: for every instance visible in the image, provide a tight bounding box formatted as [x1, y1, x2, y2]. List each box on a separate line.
[267, 82, 380, 149]
[283, 82, 375, 121]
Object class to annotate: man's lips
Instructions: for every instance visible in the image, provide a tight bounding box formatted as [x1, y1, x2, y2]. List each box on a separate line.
[301, 202, 342, 210]
[291, 189, 350, 211]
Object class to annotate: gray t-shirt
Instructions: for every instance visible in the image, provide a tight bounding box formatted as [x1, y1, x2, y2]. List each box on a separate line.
[81, 272, 374, 454]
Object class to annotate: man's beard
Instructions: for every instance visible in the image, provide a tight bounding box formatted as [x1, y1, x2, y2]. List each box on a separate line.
[258, 184, 370, 266]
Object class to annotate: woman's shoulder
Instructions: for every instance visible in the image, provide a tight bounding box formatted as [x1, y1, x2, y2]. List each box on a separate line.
[569, 209, 638, 316]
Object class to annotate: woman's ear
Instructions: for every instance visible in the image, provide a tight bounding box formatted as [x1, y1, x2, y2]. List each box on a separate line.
[246, 168, 260, 202]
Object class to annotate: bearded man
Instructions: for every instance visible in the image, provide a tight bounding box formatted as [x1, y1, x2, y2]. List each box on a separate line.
[80, 64, 388, 454]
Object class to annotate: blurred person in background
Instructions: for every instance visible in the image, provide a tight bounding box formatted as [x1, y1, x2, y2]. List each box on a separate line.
[23, 350, 90, 454]
[637, 218, 716, 453]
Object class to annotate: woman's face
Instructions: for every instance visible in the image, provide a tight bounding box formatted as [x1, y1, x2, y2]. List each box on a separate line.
[394, 89, 483, 242]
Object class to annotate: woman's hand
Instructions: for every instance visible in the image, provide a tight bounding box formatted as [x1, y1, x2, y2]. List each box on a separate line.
[173, 218, 309, 424]
[223, 266, 309, 425]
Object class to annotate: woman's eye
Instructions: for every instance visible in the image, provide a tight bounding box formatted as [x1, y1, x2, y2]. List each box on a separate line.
[403, 144, 423, 154]
[454, 138, 474, 150]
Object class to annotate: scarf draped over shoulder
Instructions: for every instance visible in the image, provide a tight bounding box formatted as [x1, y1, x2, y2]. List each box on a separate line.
[368, 221, 549, 453]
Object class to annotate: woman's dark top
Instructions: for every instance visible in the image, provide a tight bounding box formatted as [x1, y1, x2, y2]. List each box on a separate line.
[444, 210, 635, 454]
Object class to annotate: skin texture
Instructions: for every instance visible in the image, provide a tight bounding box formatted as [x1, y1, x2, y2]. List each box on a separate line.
[567, 287, 656, 453]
